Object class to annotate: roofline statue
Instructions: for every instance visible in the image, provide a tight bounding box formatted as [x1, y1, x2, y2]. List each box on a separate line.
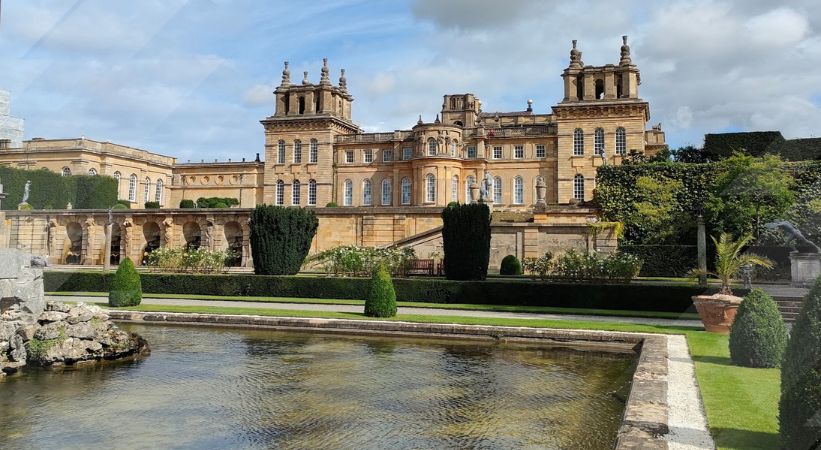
[765, 221, 820, 253]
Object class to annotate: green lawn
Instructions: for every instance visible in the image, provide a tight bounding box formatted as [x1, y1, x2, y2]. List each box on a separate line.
[98, 301, 780, 449]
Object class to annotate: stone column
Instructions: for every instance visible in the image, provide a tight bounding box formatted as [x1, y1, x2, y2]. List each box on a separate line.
[104, 222, 113, 271]
[697, 214, 707, 287]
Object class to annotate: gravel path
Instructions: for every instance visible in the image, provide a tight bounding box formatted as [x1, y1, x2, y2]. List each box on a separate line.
[47, 295, 704, 327]
[666, 335, 715, 449]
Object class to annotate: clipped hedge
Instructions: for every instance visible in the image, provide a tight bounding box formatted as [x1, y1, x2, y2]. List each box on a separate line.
[44, 271, 738, 313]
[703, 131, 785, 159]
[728, 289, 787, 368]
[364, 265, 397, 317]
[441, 203, 491, 280]
[0, 166, 117, 210]
[108, 258, 142, 307]
[250, 205, 318, 275]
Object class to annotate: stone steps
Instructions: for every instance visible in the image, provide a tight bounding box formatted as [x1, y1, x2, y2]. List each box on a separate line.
[774, 298, 803, 322]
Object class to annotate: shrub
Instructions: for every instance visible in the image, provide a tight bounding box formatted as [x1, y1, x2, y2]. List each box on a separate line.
[553, 249, 642, 282]
[325, 202, 338, 207]
[108, 257, 142, 307]
[441, 203, 491, 280]
[499, 255, 522, 275]
[308, 246, 415, 277]
[779, 278, 821, 449]
[144, 201, 160, 209]
[729, 289, 787, 368]
[364, 265, 397, 317]
[250, 205, 318, 275]
[522, 252, 553, 279]
[145, 247, 227, 273]
[113, 201, 130, 209]
[196, 197, 239, 208]
[179, 199, 196, 208]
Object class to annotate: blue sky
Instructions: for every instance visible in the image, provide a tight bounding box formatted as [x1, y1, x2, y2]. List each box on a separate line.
[2, 0, 820, 162]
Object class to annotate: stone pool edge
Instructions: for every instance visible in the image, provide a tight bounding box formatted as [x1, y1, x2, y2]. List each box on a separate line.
[107, 310, 675, 449]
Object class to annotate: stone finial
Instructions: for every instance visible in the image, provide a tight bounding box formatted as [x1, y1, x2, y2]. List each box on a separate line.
[569, 39, 582, 69]
[417, 115, 423, 125]
[320, 58, 331, 86]
[302, 71, 310, 85]
[339, 68, 348, 93]
[526, 99, 533, 112]
[280, 61, 291, 87]
[620, 35, 632, 65]
[434, 114, 441, 124]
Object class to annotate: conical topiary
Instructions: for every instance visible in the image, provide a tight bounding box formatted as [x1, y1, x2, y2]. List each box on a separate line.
[729, 288, 787, 368]
[108, 257, 142, 307]
[779, 277, 821, 449]
[364, 264, 397, 318]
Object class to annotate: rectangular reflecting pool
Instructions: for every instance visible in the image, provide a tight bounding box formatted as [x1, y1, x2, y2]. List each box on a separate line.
[0, 323, 637, 449]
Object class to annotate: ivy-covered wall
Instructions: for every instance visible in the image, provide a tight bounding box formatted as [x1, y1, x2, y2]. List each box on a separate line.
[0, 166, 117, 210]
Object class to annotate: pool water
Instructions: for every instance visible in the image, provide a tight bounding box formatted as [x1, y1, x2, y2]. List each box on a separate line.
[0, 323, 636, 449]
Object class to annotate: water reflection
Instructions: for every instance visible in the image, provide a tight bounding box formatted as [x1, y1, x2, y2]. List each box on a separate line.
[0, 324, 636, 450]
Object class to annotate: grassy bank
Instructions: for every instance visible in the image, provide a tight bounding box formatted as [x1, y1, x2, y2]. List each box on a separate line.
[99, 302, 779, 449]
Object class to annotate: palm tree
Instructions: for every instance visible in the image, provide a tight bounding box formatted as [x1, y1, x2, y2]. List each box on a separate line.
[692, 233, 773, 295]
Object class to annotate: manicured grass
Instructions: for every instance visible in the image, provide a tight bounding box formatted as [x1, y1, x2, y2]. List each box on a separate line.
[51, 292, 700, 320]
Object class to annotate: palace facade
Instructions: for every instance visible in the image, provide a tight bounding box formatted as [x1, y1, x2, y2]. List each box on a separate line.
[0, 37, 665, 211]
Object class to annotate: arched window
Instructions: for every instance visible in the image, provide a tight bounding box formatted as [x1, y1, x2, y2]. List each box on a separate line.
[276, 180, 285, 205]
[362, 179, 372, 205]
[61, 167, 71, 177]
[594, 128, 604, 155]
[308, 179, 317, 206]
[293, 140, 302, 164]
[615, 127, 626, 155]
[595, 79, 605, 99]
[493, 176, 502, 204]
[88, 168, 97, 176]
[450, 141, 457, 157]
[401, 177, 412, 205]
[277, 140, 286, 164]
[425, 174, 436, 203]
[343, 179, 353, 206]
[292, 180, 301, 205]
[451, 175, 459, 202]
[573, 174, 585, 201]
[144, 177, 151, 202]
[466, 175, 475, 203]
[573, 129, 584, 156]
[513, 176, 524, 204]
[427, 138, 437, 156]
[155, 179, 164, 204]
[309, 139, 318, 163]
[128, 174, 137, 202]
[113, 171, 121, 183]
[381, 178, 392, 206]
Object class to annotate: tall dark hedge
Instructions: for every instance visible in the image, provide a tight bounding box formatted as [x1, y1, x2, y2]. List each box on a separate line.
[0, 166, 117, 210]
[441, 203, 491, 280]
[703, 131, 785, 159]
[108, 257, 142, 307]
[780, 278, 821, 449]
[729, 289, 787, 368]
[249, 205, 318, 275]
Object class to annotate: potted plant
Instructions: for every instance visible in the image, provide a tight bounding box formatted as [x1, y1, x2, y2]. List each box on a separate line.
[690, 233, 773, 333]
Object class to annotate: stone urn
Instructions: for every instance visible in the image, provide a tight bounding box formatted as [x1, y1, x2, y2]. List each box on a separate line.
[691, 293, 744, 334]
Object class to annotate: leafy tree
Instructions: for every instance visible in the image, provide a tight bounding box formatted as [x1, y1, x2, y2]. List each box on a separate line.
[441, 203, 491, 280]
[672, 145, 713, 163]
[108, 257, 142, 307]
[729, 289, 787, 368]
[364, 264, 397, 317]
[629, 176, 686, 243]
[787, 180, 821, 245]
[249, 205, 318, 275]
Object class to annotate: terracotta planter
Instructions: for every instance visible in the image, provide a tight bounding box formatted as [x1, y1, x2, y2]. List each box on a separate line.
[692, 294, 743, 334]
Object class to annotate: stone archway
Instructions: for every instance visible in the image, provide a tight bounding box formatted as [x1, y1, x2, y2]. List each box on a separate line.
[183, 221, 201, 251]
[64, 222, 83, 264]
[223, 221, 242, 267]
[110, 223, 122, 266]
[142, 222, 161, 265]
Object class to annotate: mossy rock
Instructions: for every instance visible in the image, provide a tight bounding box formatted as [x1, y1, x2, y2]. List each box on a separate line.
[729, 288, 787, 368]
[108, 257, 142, 307]
[364, 265, 397, 318]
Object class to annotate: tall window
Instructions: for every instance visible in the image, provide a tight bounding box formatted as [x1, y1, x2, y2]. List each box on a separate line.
[451, 175, 459, 202]
[362, 179, 372, 205]
[467, 146, 476, 159]
[450, 141, 456, 157]
[144, 177, 151, 202]
[345, 150, 354, 163]
[308, 179, 317, 205]
[277, 140, 286, 164]
[573, 128, 584, 156]
[343, 179, 353, 206]
[88, 168, 97, 176]
[425, 174, 436, 203]
[402, 147, 412, 160]
[466, 175, 475, 202]
[513, 176, 524, 204]
[536, 144, 546, 158]
[493, 176, 502, 203]
[309, 139, 318, 163]
[427, 138, 437, 156]
[292, 180, 301, 205]
[573, 174, 585, 201]
[383, 149, 393, 162]
[493, 146, 502, 159]
[293, 140, 302, 163]
[594, 128, 604, 155]
[381, 178, 392, 206]
[514, 145, 524, 159]
[128, 174, 137, 202]
[615, 127, 626, 155]
[155, 179, 163, 204]
[62, 167, 71, 177]
[364, 149, 373, 163]
[401, 177, 411, 205]
[276, 180, 285, 205]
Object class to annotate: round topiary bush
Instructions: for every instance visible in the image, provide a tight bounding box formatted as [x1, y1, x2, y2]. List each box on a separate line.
[499, 255, 522, 276]
[108, 257, 142, 307]
[364, 264, 397, 318]
[729, 288, 787, 368]
[179, 199, 196, 208]
[780, 277, 821, 449]
[325, 202, 338, 208]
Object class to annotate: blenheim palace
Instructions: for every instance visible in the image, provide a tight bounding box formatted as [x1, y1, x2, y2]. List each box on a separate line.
[0, 37, 665, 268]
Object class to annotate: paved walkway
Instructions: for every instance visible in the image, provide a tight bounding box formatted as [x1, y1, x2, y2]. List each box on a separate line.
[47, 295, 704, 328]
